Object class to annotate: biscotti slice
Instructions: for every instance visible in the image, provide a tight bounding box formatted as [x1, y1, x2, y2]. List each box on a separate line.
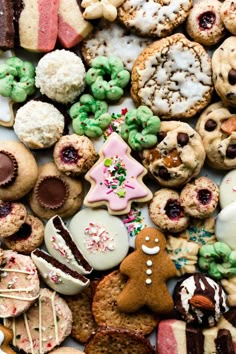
[58, 0, 93, 48]
[0, 0, 14, 49]
[19, 0, 59, 52]
[84, 328, 155, 354]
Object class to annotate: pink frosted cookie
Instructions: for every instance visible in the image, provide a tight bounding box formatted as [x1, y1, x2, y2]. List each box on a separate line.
[58, 0, 93, 48]
[84, 133, 153, 215]
[0, 250, 40, 318]
[18, 0, 59, 52]
[5, 288, 72, 353]
[69, 208, 129, 271]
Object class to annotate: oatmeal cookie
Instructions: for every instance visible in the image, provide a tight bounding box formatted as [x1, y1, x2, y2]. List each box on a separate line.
[195, 101, 236, 169]
[117, 0, 192, 38]
[141, 121, 206, 188]
[131, 33, 213, 119]
[0, 200, 27, 238]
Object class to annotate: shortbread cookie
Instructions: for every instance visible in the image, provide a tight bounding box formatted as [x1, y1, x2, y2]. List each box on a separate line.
[29, 162, 83, 219]
[186, 0, 226, 46]
[219, 169, 236, 208]
[3, 215, 44, 254]
[92, 270, 158, 335]
[117, 0, 192, 38]
[141, 121, 206, 188]
[212, 36, 236, 107]
[180, 177, 219, 219]
[0, 250, 40, 318]
[131, 33, 213, 119]
[5, 288, 72, 354]
[149, 189, 189, 233]
[84, 133, 153, 215]
[85, 328, 155, 354]
[220, 0, 236, 35]
[179, 217, 216, 246]
[195, 101, 236, 170]
[81, 20, 152, 71]
[221, 276, 236, 307]
[0, 141, 38, 201]
[0, 200, 27, 238]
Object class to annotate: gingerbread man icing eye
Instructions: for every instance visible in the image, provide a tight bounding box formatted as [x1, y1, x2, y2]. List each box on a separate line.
[145, 236, 150, 242]
[155, 238, 159, 243]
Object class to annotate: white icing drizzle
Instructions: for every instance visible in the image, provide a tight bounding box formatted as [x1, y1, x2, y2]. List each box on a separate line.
[0, 294, 39, 301]
[39, 293, 42, 354]
[24, 312, 35, 354]
[142, 244, 160, 255]
[12, 318, 16, 346]
[51, 291, 59, 345]
[0, 286, 35, 292]
[0, 268, 35, 275]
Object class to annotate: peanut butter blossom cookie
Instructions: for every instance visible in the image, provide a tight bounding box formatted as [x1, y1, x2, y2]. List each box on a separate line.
[131, 33, 213, 119]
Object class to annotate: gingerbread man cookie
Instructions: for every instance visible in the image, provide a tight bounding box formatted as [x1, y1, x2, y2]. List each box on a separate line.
[117, 227, 176, 314]
[0, 325, 16, 354]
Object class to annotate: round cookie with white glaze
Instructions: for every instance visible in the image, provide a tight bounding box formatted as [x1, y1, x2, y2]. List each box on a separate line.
[180, 177, 219, 219]
[81, 20, 152, 72]
[215, 201, 236, 250]
[0, 141, 38, 201]
[117, 0, 193, 38]
[219, 169, 236, 208]
[141, 121, 206, 188]
[186, 0, 226, 46]
[212, 36, 236, 107]
[69, 208, 129, 271]
[220, 0, 236, 35]
[131, 33, 213, 119]
[149, 188, 189, 233]
[195, 101, 236, 170]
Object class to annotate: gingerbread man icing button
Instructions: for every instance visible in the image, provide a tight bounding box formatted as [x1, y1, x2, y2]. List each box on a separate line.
[84, 133, 153, 215]
[117, 227, 177, 314]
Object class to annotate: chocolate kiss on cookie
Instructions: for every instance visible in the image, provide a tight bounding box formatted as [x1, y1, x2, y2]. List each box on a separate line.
[35, 175, 69, 209]
[0, 150, 18, 187]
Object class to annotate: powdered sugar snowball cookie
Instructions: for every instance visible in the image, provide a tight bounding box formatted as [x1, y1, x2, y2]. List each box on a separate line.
[186, 0, 226, 46]
[35, 49, 86, 104]
[220, 0, 236, 35]
[14, 100, 65, 149]
[81, 20, 152, 72]
[4, 288, 72, 354]
[69, 208, 129, 271]
[53, 134, 97, 176]
[0, 250, 40, 318]
[212, 36, 236, 107]
[141, 121, 206, 188]
[0, 141, 38, 202]
[117, 0, 192, 38]
[3, 215, 44, 254]
[195, 101, 236, 170]
[44, 215, 93, 274]
[149, 188, 190, 233]
[180, 177, 219, 219]
[131, 33, 213, 120]
[219, 169, 236, 208]
[0, 200, 27, 238]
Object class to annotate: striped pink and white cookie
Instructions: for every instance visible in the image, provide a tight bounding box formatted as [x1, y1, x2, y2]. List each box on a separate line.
[0, 250, 40, 318]
[58, 0, 93, 49]
[18, 0, 59, 52]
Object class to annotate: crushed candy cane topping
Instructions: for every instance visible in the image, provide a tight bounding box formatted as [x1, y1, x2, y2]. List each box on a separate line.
[84, 221, 115, 253]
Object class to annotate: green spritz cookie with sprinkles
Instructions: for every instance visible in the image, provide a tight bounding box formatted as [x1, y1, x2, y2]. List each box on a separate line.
[198, 241, 236, 279]
[0, 56, 35, 102]
[121, 105, 160, 151]
[85, 56, 130, 101]
[69, 94, 112, 138]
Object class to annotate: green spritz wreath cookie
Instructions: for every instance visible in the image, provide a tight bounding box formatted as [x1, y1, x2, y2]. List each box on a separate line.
[69, 94, 112, 138]
[0, 57, 35, 102]
[198, 241, 236, 279]
[121, 106, 160, 151]
[85, 56, 130, 101]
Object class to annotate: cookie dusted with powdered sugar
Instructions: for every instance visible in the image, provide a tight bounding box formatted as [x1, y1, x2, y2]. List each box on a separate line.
[117, 0, 192, 38]
[131, 33, 213, 119]
[81, 20, 152, 72]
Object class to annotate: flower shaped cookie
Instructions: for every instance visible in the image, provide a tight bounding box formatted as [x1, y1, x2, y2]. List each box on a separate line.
[81, 0, 124, 21]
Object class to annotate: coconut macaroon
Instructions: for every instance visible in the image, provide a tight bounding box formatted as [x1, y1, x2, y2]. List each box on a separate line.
[35, 49, 86, 104]
[14, 100, 65, 149]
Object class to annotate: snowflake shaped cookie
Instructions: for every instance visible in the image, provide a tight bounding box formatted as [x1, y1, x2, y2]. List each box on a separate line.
[84, 133, 153, 215]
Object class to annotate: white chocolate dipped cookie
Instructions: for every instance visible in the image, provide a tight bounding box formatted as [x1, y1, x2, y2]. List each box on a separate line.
[131, 33, 213, 119]
[219, 169, 236, 208]
[215, 201, 236, 250]
[69, 208, 129, 271]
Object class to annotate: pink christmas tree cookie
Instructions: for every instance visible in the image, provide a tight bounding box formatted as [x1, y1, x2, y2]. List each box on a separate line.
[84, 133, 153, 215]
